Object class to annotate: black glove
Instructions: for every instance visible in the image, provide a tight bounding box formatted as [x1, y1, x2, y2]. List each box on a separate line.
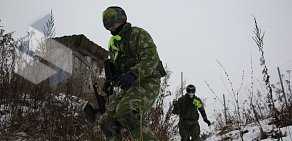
[119, 73, 136, 91]
[204, 119, 211, 126]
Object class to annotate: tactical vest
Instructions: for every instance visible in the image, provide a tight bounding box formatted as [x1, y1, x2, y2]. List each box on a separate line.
[176, 95, 202, 120]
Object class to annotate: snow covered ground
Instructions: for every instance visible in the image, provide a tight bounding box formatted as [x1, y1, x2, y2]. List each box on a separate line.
[206, 118, 292, 141]
[2, 91, 291, 141]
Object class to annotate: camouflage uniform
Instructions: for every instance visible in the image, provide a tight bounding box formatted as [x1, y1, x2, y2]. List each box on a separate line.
[101, 22, 161, 141]
[173, 94, 208, 141]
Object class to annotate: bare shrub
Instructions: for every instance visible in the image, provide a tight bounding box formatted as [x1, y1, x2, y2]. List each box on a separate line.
[147, 66, 179, 141]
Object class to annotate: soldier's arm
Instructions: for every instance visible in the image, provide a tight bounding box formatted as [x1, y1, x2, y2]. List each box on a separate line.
[194, 97, 208, 120]
[194, 97, 211, 126]
[198, 107, 208, 120]
[128, 28, 160, 80]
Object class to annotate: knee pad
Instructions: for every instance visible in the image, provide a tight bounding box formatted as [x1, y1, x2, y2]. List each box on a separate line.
[117, 110, 139, 130]
[100, 118, 118, 139]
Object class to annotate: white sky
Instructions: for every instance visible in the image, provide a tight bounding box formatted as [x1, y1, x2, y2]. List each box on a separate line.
[1, 0, 292, 131]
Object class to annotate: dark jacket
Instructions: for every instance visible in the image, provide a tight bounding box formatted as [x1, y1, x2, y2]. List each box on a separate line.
[173, 94, 207, 121]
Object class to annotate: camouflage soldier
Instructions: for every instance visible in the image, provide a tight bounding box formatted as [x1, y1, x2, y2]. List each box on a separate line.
[173, 84, 211, 141]
[100, 6, 162, 140]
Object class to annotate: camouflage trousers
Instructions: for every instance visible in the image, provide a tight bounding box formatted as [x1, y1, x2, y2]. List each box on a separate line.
[102, 77, 160, 141]
[178, 120, 200, 141]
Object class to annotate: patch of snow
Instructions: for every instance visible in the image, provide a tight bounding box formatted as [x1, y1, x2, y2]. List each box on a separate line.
[206, 118, 292, 141]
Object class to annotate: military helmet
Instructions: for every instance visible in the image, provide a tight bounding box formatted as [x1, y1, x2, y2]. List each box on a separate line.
[102, 6, 127, 29]
[186, 84, 196, 93]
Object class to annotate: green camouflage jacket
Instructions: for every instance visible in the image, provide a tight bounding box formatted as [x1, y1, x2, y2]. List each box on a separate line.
[108, 22, 161, 82]
[173, 94, 208, 121]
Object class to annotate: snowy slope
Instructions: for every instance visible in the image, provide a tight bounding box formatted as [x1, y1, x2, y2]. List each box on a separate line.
[206, 118, 292, 141]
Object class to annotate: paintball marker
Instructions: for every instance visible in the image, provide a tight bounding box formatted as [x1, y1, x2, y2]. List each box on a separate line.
[83, 82, 106, 124]
[103, 59, 116, 96]
[83, 59, 115, 124]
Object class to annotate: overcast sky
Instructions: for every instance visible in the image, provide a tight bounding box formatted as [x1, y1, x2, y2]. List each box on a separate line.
[1, 0, 292, 130]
